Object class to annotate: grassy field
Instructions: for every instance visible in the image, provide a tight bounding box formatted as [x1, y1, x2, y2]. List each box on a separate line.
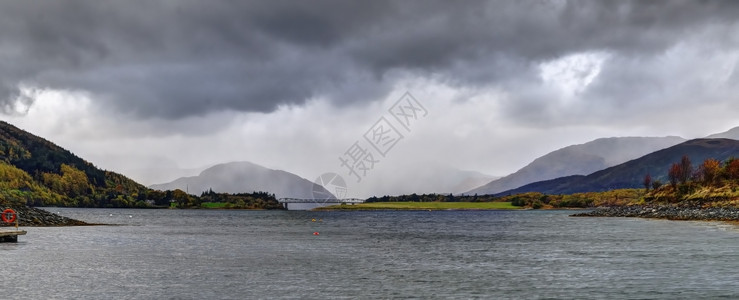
[201, 202, 229, 209]
[316, 201, 519, 210]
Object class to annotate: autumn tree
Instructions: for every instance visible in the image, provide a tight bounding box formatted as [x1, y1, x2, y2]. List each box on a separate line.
[42, 172, 64, 194]
[668, 163, 681, 188]
[700, 158, 720, 185]
[678, 155, 692, 185]
[60, 164, 91, 197]
[172, 189, 190, 207]
[41, 164, 91, 198]
[643, 174, 652, 192]
[727, 159, 739, 182]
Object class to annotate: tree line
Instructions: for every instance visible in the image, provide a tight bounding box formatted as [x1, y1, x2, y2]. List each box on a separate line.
[643, 156, 739, 192]
[366, 193, 497, 203]
[642, 156, 739, 204]
[0, 160, 282, 209]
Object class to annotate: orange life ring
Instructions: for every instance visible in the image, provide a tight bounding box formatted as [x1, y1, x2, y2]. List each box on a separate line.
[2, 209, 16, 223]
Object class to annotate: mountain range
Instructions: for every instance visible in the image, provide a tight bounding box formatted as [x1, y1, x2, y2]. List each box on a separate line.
[496, 138, 739, 196]
[158, 129, 735, 198]
[150, 161, 332, 199]
[707, 126, 739, 139]
[152, 161, 499, 199]
[1, 118, 737, 206]
[467, 136, 686, 195]
[355, 162, 499, 196]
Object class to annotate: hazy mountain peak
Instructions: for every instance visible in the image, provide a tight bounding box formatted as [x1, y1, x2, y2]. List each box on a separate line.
[356, 160, 499, 197]
[571, 136, 686, 165]
[467, 136, 686, 195]
[497, 138, 739, 196]
[707, 126, 739, 140]
[151, 161, 331, 199]
[199, 161, 270, 177]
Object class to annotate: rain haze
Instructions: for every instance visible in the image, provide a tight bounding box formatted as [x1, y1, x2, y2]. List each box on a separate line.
[2, 0, 739, 197]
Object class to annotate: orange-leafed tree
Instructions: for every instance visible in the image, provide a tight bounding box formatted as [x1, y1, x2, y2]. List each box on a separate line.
[678, 155, 692, 185]
[643, 174, 652, 192]
[726, 159, 739, 182]
[668, 163, 681, 189]
[700, 158, 721, 185]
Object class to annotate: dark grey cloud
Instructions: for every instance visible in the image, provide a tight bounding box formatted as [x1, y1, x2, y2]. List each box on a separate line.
[1, 0, 738, 120]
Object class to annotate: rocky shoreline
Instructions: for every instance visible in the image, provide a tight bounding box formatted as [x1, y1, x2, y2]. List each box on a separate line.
[571, 205, 739, 221]
[0, 206, 93, 227]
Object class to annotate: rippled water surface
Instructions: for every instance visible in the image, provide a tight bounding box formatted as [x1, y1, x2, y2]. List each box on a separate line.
[1, 208, 738, 299]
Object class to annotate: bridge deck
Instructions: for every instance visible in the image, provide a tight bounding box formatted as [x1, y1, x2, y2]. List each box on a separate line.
[278, 198, 365, 204]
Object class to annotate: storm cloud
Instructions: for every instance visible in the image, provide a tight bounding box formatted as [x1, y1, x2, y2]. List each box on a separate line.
[3, 1, 739, 196]
[1, 0, 738, 120]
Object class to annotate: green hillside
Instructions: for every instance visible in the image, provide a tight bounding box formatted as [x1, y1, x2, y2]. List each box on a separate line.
[0, 121, 150, 207]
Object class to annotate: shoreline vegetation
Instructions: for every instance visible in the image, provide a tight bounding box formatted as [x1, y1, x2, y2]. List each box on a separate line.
[570, 156, 739, 221]
[319, 156, 739, 223]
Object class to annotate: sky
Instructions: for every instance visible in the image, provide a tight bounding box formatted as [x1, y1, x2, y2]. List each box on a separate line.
[2, 0, 739, 197]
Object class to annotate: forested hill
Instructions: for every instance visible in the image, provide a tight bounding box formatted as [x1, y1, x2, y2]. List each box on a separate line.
[0, 120, 148, 207]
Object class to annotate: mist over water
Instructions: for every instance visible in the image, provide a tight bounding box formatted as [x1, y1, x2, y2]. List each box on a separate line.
[2, 208, 738, 299]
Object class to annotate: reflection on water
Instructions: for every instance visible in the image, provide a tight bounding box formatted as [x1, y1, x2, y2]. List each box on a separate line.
[2, 208, 738, 299]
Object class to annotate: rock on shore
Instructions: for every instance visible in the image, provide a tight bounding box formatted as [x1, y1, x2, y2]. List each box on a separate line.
[0, 206, 91, 226]
[571, 205, 739, 221]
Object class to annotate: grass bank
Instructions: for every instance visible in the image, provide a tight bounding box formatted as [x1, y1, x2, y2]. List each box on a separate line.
[200, 202, 229, 209]
[315, 201, 519, 211]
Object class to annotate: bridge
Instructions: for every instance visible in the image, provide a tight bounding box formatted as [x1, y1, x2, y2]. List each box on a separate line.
[277, 198, 365, 210]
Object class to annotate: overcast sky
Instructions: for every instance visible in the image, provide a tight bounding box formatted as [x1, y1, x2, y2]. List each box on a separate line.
[2, 0, 739, 197]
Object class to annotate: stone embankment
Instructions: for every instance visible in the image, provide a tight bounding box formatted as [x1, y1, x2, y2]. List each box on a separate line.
[572, 205, 739, 221]
[0, 206, 91, 226]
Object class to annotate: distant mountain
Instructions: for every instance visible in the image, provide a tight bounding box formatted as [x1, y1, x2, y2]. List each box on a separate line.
[0, 121, 148, 207]
[355, 161, 499, 197]
[707, 126, 739, 140]
[83, 153, 206, 186]
[497, 138, 739, 195]
[150, 161, 332, 199]
[467, 136, 686, 195]
[451, 171, 500, 194]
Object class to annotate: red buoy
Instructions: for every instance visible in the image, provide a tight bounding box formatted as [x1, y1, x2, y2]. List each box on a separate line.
[313, 232, 320, 236]
[2, 208, 16, 223]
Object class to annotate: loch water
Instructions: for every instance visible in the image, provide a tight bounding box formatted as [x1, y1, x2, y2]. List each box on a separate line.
[1, 208, 738, 299]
